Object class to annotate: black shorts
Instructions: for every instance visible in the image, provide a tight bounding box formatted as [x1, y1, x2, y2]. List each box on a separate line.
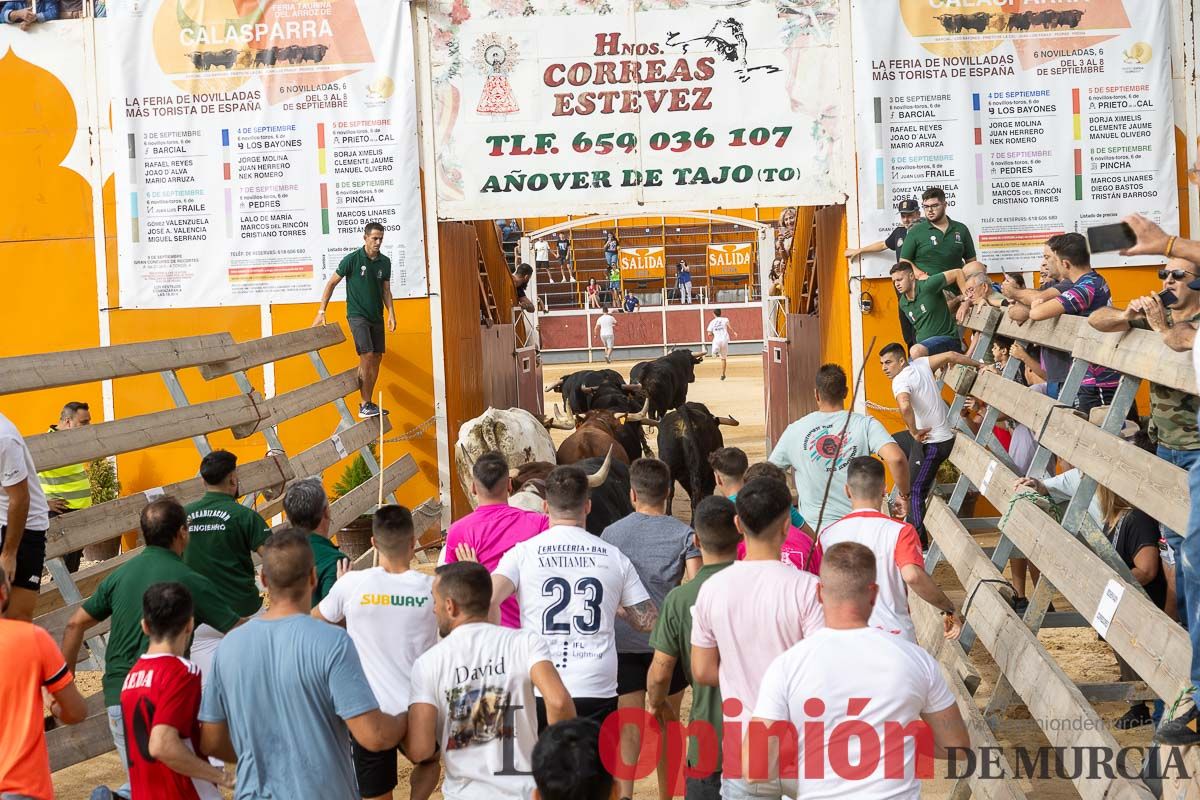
[536, 695, 618, 734]
[0, 526, 46, 592]
[616, 651, 688, 696]
[348, 316, 385, 355]
[350, 736, 434, 797]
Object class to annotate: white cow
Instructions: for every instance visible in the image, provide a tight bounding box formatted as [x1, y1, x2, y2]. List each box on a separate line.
[454, 406, 568, 509]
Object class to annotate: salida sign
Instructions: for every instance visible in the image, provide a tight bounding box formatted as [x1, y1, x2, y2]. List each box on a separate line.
[619, 247, 666, 281]
[426, 0, 848, 218]
[706, 243, 753, 276]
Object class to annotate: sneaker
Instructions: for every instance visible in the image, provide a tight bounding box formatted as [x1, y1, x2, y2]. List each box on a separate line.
[721, 375, 726, 381]
[358, 402, 385, 419]
[1114, 703, 1153, 730]
[1157, 694, 1200, 745]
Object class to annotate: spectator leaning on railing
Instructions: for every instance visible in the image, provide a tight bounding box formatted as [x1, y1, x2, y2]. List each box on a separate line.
[1116, 211, 1200, 745]
[1, 0, 58, 28]
[1001, 241, 1075, 399]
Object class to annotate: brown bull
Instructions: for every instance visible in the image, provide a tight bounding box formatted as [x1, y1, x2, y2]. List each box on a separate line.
[556, 410, 632, 466]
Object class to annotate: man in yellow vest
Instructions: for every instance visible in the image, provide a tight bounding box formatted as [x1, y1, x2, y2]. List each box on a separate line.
[37, 402, 91, 573]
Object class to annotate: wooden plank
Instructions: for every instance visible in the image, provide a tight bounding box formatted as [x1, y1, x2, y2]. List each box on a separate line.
[969, 370, 1189, 533]
[948, 440, 1192, 705]
[245, 368, 358, 433]
[328, 454, 419, 533]
[926, 496, 1156, 800]
[935, 662, 1027, 800]
[1071, 321, 1196, 394]
[46, 454, 293, 559]
[48, 706, 114, 773]
[35, 549, 140, 617]
[944, 363, 979, 397]
[0, 334, 237, 396]
[961, 304, 1003, 335]
[912, 593, 980, 695]
[37, 601, 112, 655]
[995, 311, 1087, 353]
[255, 416, 393, 520]
[199, 324, 345, 380]
[27, 393, 267, 472]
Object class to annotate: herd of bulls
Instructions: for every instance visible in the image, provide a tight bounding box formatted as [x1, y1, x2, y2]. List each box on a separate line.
[455, 349, 739, 534]
[934, 9, 1085, 33]
[186, 44, 330, 71]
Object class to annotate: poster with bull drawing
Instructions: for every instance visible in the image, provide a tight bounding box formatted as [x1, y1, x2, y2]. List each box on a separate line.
[426, 0, 849, 219]
[110, 0, 426, 309]
[850, 0, 1177, 277]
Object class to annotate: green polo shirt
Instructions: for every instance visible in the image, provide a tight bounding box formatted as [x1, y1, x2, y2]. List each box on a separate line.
[648, 561, 732, 766]
[899, 272, 958, 342]
[336, 247, 391, 324]
[898, 218, 976, 277]
[183, 492, 272, 617]
[82, 546, 240, 706]
[309, 532, 347, 608]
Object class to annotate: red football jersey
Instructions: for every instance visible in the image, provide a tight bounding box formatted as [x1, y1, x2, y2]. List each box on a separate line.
[120, 654, 213, 800]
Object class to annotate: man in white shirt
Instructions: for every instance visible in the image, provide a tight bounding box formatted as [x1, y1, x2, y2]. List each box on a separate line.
[691, 477, 825, 800]
[769, 365, 911, 533]
[879, 343, 981, 544]
[406, 561, 575, 800]
[314, 505, 440, 800]
[492, 465, 657, 729]
[821, 457, 962, 643]
[749, 542, 969, 797]
[533, 238, 552, 284]
[0, 410, 51, 621]
[707, 309, 735, 380]
[594, 306, 617, 364]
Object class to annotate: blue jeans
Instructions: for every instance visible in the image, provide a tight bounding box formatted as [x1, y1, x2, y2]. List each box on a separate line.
[605, 251, 618, 268]
[1158, 446, 1200, 634]
[106, 705, 132, 798]
[1186, 441, 1200, 689]
[915, 335, 962, 356]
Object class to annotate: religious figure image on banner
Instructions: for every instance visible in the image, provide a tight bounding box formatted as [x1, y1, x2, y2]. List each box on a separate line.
[474, 34, 519, 114]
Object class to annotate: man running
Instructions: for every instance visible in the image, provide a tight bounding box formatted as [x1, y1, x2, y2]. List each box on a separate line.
[407, 561, 576, 799]
[707, 309, 735, 380]
[751, 542, 969, 794]
[121, 582, 234, 799]
[315, 506, 440, 800]
[491, 465, 657, 729]
[821, 457, 962, 642]
[879, 343, 981, 544]
[595, 306, 617, 363]
[691, 478, 825, 800]
[314, 222, 395, 419]
[440, 452, 549, 627]
[182, 450, 271, 682]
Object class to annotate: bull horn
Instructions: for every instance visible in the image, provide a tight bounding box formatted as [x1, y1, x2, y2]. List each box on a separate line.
[586, 446, 614, 488]
[509, 467, 520, 479]
[546, 404, 575, 431]
[545, 380, 564, 392]
[638, 417, 660, 428]
[623, 398, 651, 423]
[622, 383, 642, 392]
[715, 415, 740, 427]
[692, 353, 705, 363]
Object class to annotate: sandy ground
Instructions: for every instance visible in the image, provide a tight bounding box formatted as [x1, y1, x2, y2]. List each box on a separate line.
[53, 355, 1153, 799]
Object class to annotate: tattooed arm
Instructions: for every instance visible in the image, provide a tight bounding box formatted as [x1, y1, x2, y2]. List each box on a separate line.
[617, 599, 659, 632]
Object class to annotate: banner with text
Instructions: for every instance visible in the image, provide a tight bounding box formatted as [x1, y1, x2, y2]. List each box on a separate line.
[706, 243, 754, 276]
[112, 0, 425, 309]
[426, 0, 847, 219]
[851, 0, 1176, 277]
[620, 246, 666, 281]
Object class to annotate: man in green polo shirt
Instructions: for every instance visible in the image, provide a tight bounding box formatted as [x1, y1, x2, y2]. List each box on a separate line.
[646, 495, 739, 798]
[314, 222, 396, 419]
[891, 261, 974, 358]
[183, 449, 271, 683]
[281, 476, 347, 607]
[898, 187, 980, 279]
[61, 497, 241, 800]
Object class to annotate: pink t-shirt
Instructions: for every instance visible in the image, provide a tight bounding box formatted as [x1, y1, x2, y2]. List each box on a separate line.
[442, 504, 549, 628]
[690, 560, 825, 726]
[736, 525, 822, 574]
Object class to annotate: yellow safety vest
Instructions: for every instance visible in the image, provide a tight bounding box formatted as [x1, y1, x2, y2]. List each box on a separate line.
[37, 426, 92, 510]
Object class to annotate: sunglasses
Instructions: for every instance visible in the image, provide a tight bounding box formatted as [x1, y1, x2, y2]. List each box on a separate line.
[1159, 269, 1198, 281]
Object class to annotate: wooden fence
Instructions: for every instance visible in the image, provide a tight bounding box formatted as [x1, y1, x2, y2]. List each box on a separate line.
[0, 324, 438, 773]
[910, 304, 1200, 798]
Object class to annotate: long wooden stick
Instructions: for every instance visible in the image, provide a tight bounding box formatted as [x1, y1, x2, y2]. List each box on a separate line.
[377, 391, 385, 508]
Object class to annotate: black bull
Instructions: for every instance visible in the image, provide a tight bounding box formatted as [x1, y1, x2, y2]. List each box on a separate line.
[550, 369, 626, 415]
[649, 401, 738, 512]
[629, 349, 703, 419]
[511, 456, 632, 535]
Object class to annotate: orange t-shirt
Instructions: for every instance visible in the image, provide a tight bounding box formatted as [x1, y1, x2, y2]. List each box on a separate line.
[0, 619, 73, 800]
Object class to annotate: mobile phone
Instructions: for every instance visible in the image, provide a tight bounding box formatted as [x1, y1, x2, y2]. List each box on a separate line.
[1086, 222, 1137, 253]
[1159, 289, 1178, 307]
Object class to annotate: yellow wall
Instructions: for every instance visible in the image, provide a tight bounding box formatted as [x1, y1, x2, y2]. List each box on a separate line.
[0, 50, 439, 518]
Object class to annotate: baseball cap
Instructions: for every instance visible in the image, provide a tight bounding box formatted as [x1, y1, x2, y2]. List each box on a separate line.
[897, 198, 919, 213]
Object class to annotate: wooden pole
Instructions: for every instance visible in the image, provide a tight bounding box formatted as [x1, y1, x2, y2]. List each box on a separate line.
[377, 391, 385, 508]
